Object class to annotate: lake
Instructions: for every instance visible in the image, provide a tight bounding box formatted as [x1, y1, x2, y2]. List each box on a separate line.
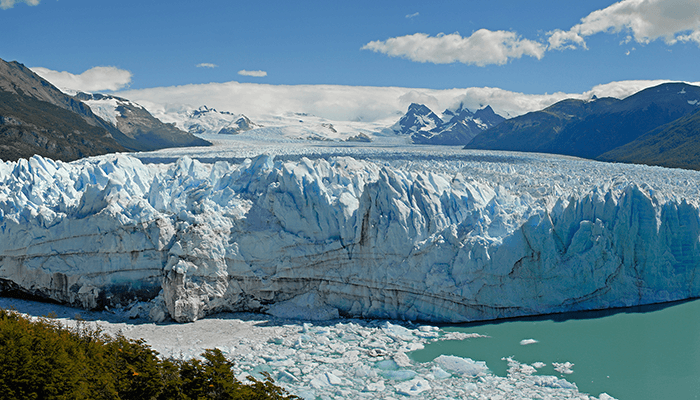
[411, 299, 700, 399]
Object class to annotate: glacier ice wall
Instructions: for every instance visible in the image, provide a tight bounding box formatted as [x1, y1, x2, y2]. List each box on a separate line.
[1, 153, 700, 322]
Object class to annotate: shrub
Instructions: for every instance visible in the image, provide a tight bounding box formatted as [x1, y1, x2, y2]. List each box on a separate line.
[0, 308, 298, 400]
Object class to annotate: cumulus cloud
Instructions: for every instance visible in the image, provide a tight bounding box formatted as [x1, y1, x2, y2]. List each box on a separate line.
[548, 0, 700, 50]
[31, 66, 133, 93]
[0, 0, 40, 10]
[116, 79, 700, 125]
[238, 70, 267, 77]
[362, 29, 546, 66]
[196, 63, 218, 68]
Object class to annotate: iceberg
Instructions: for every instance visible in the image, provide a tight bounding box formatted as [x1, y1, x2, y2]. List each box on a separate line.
[2, 149, 700, 324]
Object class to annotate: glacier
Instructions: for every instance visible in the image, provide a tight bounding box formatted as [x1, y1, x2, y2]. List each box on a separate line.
[1, 146, 700, 323]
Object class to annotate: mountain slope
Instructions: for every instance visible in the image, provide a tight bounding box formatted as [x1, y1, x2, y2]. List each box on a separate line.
[598, 107, 700, 170]
[0, 90, 127, 161]
[0, 57, 210, 161]
[466, 82, 700, 159]
[75, 93, 210, 150]
[0, 60, 130, 161]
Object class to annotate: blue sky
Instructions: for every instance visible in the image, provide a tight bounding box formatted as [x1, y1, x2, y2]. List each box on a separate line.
[2, 0, 699, 93]
[2, 0, 700, 121]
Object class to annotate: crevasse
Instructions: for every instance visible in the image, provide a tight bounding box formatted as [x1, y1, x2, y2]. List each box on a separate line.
[1, 153, 699, 323]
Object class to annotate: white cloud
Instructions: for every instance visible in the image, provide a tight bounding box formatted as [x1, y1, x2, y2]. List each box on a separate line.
[30, 66, 133, 92]
[548, 0, 700, 50]
[115, 79, 700, 125]
[362, 29, 546, 66]
[0, 0, 40, 10]
[196, 63, 218, 68]
[238, 70, 267, 77]
[406, 12, 419, 19]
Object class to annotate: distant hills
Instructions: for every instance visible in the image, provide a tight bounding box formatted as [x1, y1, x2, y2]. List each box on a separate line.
[0, 58, 209, 162]
[465, 82, 700, 169]
[598, 107, 700, 170]
[390, 103, 505, 145]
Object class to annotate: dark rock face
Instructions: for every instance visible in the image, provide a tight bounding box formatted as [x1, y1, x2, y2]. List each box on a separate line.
[0, 88, 127, 162]
[0, 57, 210, 162]
[391, 103, 443, 136]
[75, 92, 211, 151]
[217, 115, 258, 135]
[391, 103, 505, 145]
[466, 82, 700, 162]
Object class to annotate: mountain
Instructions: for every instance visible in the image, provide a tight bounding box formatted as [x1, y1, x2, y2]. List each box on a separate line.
[75, 93, 210, 150]
[217, 115, 260, 135]
[156, 105, 261, 135]
[0, 60, 127, 161]
[391, 103, 505, 145]
[0, 57, 210, 161]
[466, 82, 700, 159]
[598, 107, 700, 170]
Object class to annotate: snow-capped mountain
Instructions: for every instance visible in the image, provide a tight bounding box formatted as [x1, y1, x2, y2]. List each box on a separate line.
[0, 58, 129, 161]
[156, 105, 261, 135]
[391, 103, 505, 145]
[390, 103, 443, 136]
[2, 147, 700, 324]
[75, 92, 210, 151]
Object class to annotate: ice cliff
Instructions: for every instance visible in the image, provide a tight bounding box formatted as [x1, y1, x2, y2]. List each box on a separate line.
[1, 152, 700, 323]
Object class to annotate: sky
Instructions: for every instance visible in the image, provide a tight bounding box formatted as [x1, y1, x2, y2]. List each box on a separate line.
[2, 0, 700, 121]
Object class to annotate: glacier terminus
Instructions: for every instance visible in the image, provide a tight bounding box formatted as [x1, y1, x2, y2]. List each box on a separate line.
[1, 143, 700, 324]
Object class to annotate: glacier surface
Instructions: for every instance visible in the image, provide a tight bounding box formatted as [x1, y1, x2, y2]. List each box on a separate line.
[2, 143, 700, 323]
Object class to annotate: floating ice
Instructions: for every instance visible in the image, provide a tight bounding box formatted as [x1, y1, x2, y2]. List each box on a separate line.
[434, 355, 489, 377]
[554, 361, 575, 375]
[520, 338, 539, 345]
[1, 297, 617, 400]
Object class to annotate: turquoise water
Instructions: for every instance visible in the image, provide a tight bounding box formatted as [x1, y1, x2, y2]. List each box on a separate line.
[411, 299, 700, 399]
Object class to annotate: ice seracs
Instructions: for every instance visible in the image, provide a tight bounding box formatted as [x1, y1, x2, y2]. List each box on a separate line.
[2, 149, 700, 326]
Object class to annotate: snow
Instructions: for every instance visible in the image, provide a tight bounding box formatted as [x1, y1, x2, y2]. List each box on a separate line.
[0, 297, 616, 400]
[84, 97, 122, 126]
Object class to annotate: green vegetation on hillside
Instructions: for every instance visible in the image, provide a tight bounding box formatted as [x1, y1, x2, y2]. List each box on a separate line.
[0, 308, 298, 400]
[598, 107, 700, 170]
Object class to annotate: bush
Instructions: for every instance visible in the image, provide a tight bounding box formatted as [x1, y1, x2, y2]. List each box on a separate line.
[0, 308, 298, 400]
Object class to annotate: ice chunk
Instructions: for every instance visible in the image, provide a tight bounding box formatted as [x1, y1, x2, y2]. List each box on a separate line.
[394, 378, 430, 396]
[553, 361, 575, 374]
[379, 370, 417, 381]
[434, 355, 489, 377]
[429, 366, 451, 380]
[520, 338, 538, 345]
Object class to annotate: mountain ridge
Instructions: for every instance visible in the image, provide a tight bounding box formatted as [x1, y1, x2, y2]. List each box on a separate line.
[466, 82, 700, 161]
[391, 102, 505, 145]
[0, 57, 210, 161]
